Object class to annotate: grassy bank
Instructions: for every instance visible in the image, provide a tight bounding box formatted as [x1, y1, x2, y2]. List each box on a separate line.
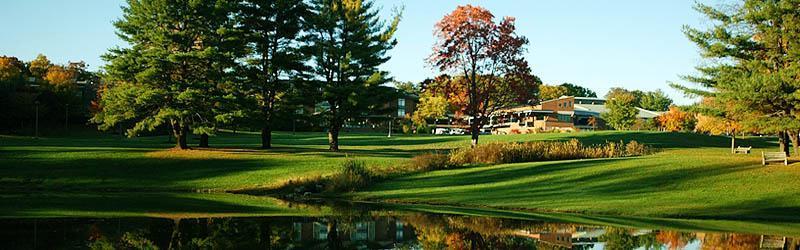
[351, 133, 800, 221]
[0, 131, 463, 192]
[2, 130, 799, 221]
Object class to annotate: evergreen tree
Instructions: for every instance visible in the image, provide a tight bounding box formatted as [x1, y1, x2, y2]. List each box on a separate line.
[94, 0, 237, 149]
[236, 0, 307, 149]
[302, 0, 401, 151]
[675, 0, 800, 155]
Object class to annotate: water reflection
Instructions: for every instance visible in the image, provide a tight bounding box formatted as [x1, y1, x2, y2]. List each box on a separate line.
[2, 214, 798, 250]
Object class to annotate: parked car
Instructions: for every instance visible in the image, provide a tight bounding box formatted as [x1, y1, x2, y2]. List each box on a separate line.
[434, 128, 450, 135]
[449, 128, 465, 135]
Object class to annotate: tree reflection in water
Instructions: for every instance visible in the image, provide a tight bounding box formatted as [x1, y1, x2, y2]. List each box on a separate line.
[0, 214, 797, 249]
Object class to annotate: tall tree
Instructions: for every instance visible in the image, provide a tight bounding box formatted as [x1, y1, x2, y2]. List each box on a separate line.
[560, 83, 597, 97]
[0, 56, 24, 84]
[602, 88, 638, 130]
[236, 0, 307, 149]
[638, 89, 672, 112]
[675, 0, 800, 155]
[302, 0, 401, 151]
[94, 0, 236, 149]
[28, 54, 51, 79]
[428, 5, 538, 147]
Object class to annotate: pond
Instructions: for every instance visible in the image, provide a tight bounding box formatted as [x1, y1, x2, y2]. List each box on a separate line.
[1, 193, 798, 249]
[2, 215, 798, 249]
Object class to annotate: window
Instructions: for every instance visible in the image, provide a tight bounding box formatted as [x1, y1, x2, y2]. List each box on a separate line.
[397, 98, 406, 117]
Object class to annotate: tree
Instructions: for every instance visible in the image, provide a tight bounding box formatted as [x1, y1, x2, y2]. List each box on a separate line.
[656, 106, 695, 132]
[429, 5, 538, 147]
[560, 83, 596, 97]
[0, 56, 24, 84]
[676, 0, 800, 156]
[394, 81, 420, 95]
[236, 0, 307, 149]
[28, 54, 51, 79]
[639, 89, 672, 112]
[302, 0, 401, 151]
[43, 65, 77, 91]
[538, 84, 568, 101]
[602, 88, 638, 130]
[691, 97, 744, 153]
[411, 91, 449, 128]
[94, 0, 236, 149]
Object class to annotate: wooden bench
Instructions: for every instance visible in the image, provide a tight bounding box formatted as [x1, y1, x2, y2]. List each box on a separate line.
[734, 146, 752, 154]
[762, 152, 788, 166]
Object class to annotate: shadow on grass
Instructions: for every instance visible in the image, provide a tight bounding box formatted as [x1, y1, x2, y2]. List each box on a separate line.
[0, 192, 322, 218]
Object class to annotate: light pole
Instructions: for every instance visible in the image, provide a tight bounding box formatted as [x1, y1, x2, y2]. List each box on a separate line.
[387, 115, 392, 138]
[34, 101, 40, 139]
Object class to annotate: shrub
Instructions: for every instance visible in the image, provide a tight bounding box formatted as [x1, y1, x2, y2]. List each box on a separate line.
[449, 139, 651, 165]
[408, 152, 453, 171]
[328, 159, 372, 192]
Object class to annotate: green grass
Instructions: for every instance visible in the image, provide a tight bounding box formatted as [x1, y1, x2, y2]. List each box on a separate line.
[351, 132, 800, 221]
[0, 131, 463, 192]
[2, 130, 799, 222]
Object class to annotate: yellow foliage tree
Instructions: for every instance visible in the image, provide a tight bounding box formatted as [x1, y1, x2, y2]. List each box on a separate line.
[0, 56, 24, 82]
[539, 84, 568, 101]
[411, 92, 449, 128]
[656, 106, 695, 132]
[44, 65, 77, 91]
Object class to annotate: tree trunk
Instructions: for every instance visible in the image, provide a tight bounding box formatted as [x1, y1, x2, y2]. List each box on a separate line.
[199, 133, 209, 148]
[172, 121, 189, 150]
[779, 131, 790, 156]
[261, 125, 272, 149]
[789, 131, 799, 157]
[328, 123, 340, 152]
[470, 121, 480, 148]
[730, 129, 736, 154]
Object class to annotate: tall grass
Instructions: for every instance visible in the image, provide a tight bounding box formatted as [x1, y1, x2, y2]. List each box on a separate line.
[449, 139, 651, 165]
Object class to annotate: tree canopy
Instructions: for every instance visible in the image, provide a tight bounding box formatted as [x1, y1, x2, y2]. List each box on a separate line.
[674, 0, 800, 154]
[302, 0, 401, 151]
[428, 5, 538, 147]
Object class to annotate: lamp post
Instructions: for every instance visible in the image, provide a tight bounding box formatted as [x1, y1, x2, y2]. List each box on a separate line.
[387, 115, 392, 138]
[34, 101, 40, 139]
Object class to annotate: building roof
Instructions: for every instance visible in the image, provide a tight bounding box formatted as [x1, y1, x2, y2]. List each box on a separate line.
[572, 104, 663, 119]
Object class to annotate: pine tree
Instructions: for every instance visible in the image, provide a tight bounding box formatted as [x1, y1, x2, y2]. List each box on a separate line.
[94, 0, 237, 149]
[676, 0, 800, 155]
[236, 0, 307, 149]
[302, 0, 401, 151]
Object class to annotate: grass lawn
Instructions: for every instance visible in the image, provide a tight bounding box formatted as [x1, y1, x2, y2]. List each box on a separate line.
[0, 131, 463, 192]
[2, 130, 800, 221]
[351, 132, 800, 221]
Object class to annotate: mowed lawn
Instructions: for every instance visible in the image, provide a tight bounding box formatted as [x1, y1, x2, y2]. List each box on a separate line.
[351, 132, 800, 221]
[3, 130, 800, 221]
[0, 131, 465, 192]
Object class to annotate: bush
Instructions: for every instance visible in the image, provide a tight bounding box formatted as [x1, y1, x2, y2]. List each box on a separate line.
[408, 153, 452, 171]
[328, 159, 372, 192]
[449, 139, 651, 165]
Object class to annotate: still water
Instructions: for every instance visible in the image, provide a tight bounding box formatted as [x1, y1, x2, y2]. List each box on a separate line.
[2, 213, 798, 250]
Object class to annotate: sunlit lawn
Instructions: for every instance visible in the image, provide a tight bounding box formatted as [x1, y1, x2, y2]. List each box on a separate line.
[352, 133, 800, 221]
[2, 130, 800, 221]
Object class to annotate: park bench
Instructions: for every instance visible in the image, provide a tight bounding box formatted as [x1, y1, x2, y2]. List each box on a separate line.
[734, 146, 752, 154]
[762, 152, 788, 166]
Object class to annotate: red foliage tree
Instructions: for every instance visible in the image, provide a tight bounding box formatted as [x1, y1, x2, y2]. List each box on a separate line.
[428, 5, 538, 147]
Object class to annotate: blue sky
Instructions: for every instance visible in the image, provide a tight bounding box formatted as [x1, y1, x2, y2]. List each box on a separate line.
[0, 0, 708, 104]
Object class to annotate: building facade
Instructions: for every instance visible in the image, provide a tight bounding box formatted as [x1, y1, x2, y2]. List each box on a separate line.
[488, 96, 662, 134]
